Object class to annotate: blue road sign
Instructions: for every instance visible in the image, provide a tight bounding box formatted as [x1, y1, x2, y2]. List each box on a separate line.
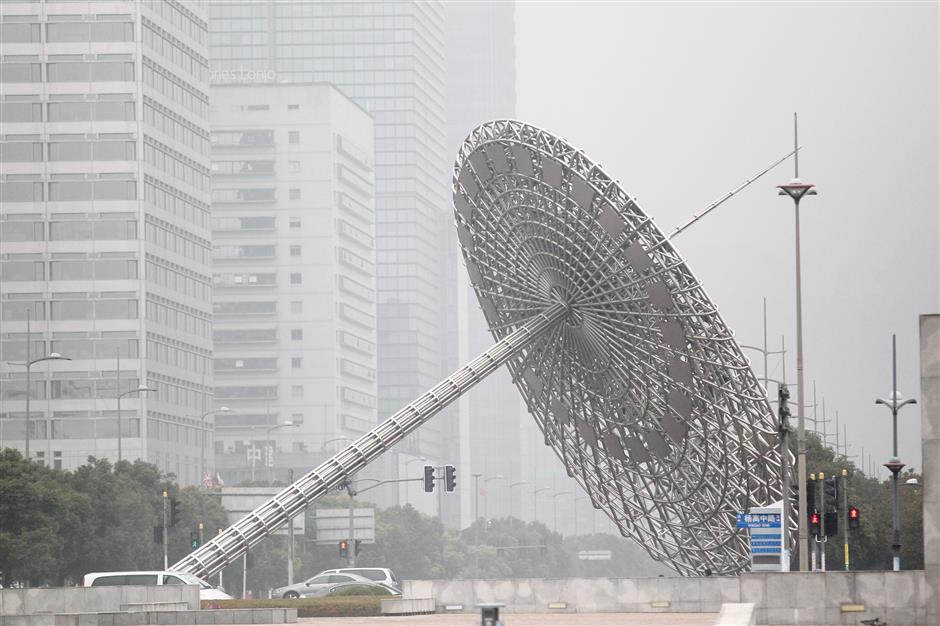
[736, 513, 781, 529]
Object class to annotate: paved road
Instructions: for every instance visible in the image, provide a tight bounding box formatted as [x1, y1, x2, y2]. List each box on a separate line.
[299, 613, 718, 625]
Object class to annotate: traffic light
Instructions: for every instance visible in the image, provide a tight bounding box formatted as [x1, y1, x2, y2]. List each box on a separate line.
[339, 539, 349, 558]
[190, 530, 200, 549]
[169, 498, 181, 527]
[777, 384, 791, 428]
[824, 477, 839, 511]
[806, 477, 817, 512]
[354, 539, 362, 556]
[809, 511, 820, 537]
[423, 464, 436, 493]
[849, 506, 860, 529]
[153, 525, 163, 544]
[444, 464, 456, 492]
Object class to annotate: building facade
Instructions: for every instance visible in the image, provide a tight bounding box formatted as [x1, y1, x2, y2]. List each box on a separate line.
[0, 0, 213, 484]
[208, 1, 450, 513]
[209, 83, 376, 485]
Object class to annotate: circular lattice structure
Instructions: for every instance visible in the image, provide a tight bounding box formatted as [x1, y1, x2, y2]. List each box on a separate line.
[453, 120, 782, 576]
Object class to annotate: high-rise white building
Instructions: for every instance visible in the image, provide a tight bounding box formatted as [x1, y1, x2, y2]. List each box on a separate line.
[0, 0, 213, 484]
[208, 1, 450, 514]
[209, 83, 376, 485]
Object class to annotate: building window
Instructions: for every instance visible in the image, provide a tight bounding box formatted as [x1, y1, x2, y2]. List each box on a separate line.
[289, 217, 301, 228]
[289, 160, 300, 173]
[290, 273, 301, 285]
[291, 385, 303, 398]
[288, 104, 299, 110]
[289, 245, 301, 257]
[291, 412, 304, 424]
[288, 131, 299, 144]
[290, 300, 302, 313]
[291, 357, 302, 369]
[288, 188, 301, 200]
[290, 329, 303, 340]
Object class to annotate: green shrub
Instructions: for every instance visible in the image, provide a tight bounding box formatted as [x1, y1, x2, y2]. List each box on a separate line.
[200, 596, 383, 617]
[329, 584, 394, 597]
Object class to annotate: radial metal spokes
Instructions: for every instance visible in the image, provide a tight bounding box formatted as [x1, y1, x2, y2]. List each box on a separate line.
[453, 120, 782, 576]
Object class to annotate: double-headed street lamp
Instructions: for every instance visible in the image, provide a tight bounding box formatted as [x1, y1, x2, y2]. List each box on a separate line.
[19, 351, 71, 461]
[875, 333, 918, 572]
[117, 384, 156, 462]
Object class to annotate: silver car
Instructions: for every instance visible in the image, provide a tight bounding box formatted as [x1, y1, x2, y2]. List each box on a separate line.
[273, 572, 372, 599]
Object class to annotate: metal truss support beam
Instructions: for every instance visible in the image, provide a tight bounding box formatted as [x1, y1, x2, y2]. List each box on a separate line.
[172, 302, 568, 580]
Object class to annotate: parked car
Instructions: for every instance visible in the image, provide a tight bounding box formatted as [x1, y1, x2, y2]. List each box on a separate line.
[82, 570, 232, 601]
[314, 567, 400, 591]
[272, 572, 372, 599]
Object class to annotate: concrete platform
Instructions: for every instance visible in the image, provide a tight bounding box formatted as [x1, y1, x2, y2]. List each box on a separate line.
[0, 608, 297, 626]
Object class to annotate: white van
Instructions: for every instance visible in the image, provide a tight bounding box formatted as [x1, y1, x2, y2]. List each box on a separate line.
[82, 570, 232, 601]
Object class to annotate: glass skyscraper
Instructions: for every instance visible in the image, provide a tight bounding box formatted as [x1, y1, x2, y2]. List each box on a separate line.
[0, 0, 213, 484]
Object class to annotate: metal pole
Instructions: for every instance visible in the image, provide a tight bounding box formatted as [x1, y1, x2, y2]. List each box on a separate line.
[347, 486, 356, 567]
[287, 469, 295, 585]
[473, 474, 481, 522]
[818, 472, 826, 572]
[891, 334, 901, 571]
[218, 529, 224, 589]
[842, 469, 849, 571]
[242, 552, 247, 599]
[794, 194, 809, 572]
[25, 310, 31, 461]
[162, 491, 169, 569]
[780, 410, 791, 571]
[116, 350, 122, 463]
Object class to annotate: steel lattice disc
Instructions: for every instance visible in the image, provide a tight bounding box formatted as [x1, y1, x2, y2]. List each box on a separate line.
[453, 120, 782, 576]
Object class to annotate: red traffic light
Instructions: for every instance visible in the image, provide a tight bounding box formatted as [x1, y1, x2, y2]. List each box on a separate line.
[810, 512, 820, 524]
[849, 506, 860, 529]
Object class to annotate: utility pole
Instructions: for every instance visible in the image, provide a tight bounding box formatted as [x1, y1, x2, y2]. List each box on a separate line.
[162, 491, 169, 569]
[817, 473, 826, 572]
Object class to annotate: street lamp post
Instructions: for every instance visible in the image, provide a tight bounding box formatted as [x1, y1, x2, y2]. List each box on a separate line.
[876, 333, 918, 571]
[266, 422, 300, 482]
[117, 384, 156, 462]
[552, 491, 572, 534]
[776, 112, 817, 571]
[482, 474, 504, 520]
[403, 456, 427, 506]
[472, 473, 483, 522]
[507, 481, 528, 524]
[533, 486, 551, 524]
[195, 406, 231, 483]
[19, 352, 71, 461]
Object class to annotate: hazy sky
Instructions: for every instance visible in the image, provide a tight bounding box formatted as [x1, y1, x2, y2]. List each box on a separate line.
[515, 1, 938, 473]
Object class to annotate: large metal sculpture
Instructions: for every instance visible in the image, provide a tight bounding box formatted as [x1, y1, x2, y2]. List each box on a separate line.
[174, 120, 781, 579]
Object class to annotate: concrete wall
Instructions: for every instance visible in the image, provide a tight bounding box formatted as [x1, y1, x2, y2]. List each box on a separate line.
[921, 314, 940, 625]
[405, 571, 926, 624]
[0, 586, 199, 616]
